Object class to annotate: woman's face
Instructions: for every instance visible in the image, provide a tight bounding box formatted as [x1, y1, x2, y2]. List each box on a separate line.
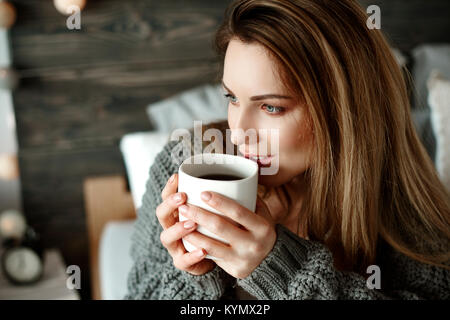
[223, 38, 314, 187]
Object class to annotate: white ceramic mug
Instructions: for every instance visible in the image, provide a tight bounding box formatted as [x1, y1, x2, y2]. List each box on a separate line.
[177, 153, 258, 259]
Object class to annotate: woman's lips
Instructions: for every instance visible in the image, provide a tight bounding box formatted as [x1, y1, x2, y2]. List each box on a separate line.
[243, 154, 275, 167]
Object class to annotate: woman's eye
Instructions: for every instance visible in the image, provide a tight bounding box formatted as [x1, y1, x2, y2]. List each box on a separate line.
[223, 93, 238, 105]
[262, 104, 285, 115]
[223, 93, 285, 115]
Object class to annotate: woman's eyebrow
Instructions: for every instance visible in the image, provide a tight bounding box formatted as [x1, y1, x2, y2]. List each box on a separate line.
[222, 80, 293, 101]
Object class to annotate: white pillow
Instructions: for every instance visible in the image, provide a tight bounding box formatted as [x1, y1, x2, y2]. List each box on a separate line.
[428, 70, 450, 192]
[99, 220, 135, 300]
[146, 83, 228, 133]
[392, 48, 407, 68]
[413, 44, 450, 109]
[119, 131, 170, 209]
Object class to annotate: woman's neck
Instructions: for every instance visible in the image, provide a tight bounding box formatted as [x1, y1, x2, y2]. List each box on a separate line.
[271, 173, 308, 236]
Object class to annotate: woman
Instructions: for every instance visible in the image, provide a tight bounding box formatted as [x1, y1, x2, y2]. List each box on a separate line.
[125, 0, 450, 299]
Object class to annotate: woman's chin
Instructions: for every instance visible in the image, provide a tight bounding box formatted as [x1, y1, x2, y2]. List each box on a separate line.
[257, 172, 283, 187]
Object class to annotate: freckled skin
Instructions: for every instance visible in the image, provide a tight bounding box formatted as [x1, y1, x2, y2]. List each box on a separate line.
[224, 38, 315, 187]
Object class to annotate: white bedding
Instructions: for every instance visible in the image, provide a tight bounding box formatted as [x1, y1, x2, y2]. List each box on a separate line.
[99, 220, 135, 300]
[428, 71, 450, 191]
[119, 131, 170, 209]
[101, 131, 170, 299]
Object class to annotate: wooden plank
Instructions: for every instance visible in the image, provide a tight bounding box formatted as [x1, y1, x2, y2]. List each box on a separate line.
[18, 146, 125, 181]
[17, 59, 221, 87]
[83, 175, 136, 300]
[10, 0, 231, 69]
[13, 61, 221, 150]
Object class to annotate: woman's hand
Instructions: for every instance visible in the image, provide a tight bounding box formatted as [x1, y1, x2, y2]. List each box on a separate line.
[178, 191, 277, 279]
[156, 173, 215, 275]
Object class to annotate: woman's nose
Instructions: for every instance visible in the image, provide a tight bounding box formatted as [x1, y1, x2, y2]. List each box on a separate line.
[230, 121, 259, 146]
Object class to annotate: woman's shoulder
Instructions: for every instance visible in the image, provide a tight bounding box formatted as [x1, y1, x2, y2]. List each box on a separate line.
[195, 119, 235, 154]
[199, 119, 230, 135]
[158, 119, 233, 165]
[186, 119, 231, 151]
[375, 238, 450, 298]
[148, 119, 231, 180]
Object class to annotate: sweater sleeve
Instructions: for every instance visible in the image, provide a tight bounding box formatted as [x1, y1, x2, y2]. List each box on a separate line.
[236, 224, 450, 300]
[123, 140, 231, 300]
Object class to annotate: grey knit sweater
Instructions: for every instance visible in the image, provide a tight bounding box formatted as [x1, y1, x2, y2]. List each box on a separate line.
[124, 138, 450, 300]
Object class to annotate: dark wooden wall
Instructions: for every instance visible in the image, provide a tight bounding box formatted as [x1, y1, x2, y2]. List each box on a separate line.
[10, 0, 231, 299]
[9, 0, 450, 300]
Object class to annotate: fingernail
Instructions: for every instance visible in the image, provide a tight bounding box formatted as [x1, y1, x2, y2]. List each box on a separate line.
[184, 220, 196, 229]
[195, 249, 205, 257]
[201, 191, 212, 201]
[178, 205, 188, 214]
[169, 174, 175, 183]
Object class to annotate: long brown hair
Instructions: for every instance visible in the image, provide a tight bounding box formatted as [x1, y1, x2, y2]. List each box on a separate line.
[213, 0, 450, 273]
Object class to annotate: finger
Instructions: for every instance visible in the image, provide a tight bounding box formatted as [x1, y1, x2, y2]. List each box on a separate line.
[156, 191, 186, 229]
[199, 191, 264, 232]
[178, 204, 244, 244]
[183, 231, 231, 260]
[160, 220, 198, 254]
[175, 249, 208, 271]
[161, 173, 178, 201]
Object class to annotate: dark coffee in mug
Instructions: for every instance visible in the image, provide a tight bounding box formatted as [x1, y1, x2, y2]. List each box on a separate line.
[198, 173, 244, 181]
